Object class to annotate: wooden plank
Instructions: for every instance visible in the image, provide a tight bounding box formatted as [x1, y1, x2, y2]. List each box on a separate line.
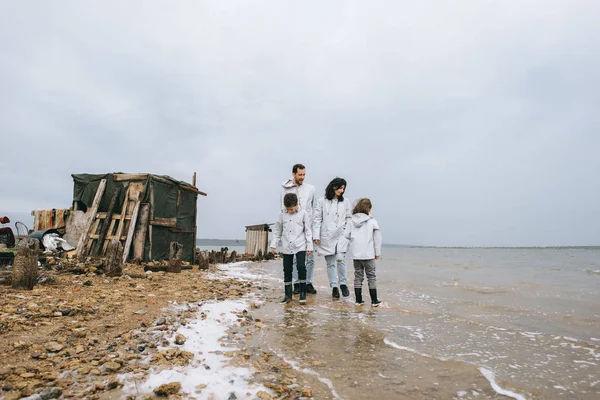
[113, 173, 148, 182]
[149, 182, 154, 260]
[133, 204, 150, 261]
[76, 179, 106, 257]
[102, 185, 130, 255]
[150, 217, 177, 227]
[193, 186, 198, 264]
[122, 193, 141, 263]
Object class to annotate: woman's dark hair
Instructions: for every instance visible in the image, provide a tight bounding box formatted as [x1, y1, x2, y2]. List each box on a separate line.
[283, 193, 298, 207]
[353, 198, 372, 215]
[325, 177, 347, 201]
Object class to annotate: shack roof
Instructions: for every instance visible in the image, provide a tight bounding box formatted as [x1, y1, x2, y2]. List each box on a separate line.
[72, 173, 207, 196]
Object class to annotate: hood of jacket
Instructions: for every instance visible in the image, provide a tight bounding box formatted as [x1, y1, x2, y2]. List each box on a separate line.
[351, 213, 372, 227]
[282, 179, 298, 189]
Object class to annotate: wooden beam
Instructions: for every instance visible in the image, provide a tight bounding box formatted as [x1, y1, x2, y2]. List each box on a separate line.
[76, 179, 106, 257]
[150, 217, 177, 227]
[92, 186, 121, 257]
[122, 193, 141, 263]
[113, 173, 148, 182]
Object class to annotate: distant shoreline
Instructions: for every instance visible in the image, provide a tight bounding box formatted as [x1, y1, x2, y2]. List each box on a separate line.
[196, 239, 599, 250]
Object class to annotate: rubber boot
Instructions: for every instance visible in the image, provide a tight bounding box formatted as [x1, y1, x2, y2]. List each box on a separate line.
[293, 283, 300, 295]
[332, 287, 340, 298]
[299, 282, 307, 304]
[340, 284, 350, 297]
[354, 287, 364, 305]
[280, 285, 293, 303]
[306, 283, 317, 294]
[369, 288, 381, 307]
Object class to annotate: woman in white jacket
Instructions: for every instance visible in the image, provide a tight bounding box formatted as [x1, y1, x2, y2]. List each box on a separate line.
[313, 178, 352, 298]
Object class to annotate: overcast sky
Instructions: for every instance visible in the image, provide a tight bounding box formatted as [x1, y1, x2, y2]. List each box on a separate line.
[1, 1, 599, 246]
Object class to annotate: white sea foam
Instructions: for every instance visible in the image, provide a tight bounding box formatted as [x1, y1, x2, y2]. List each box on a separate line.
[383, 338, 448, 361]
[479, 368, 527, 400]
[269, 347, 343, 400]
[120, 299, 270, 399]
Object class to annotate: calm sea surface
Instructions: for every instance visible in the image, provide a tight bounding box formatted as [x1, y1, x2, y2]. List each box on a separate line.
[223, 247, 599, 399]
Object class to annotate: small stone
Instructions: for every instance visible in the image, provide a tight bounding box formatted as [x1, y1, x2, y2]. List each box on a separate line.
[53, 312, 62, 317]
[90, 369, 101, 375]
[256, 391, 272, 400]
[102, 362, 121, 372]
[45, 342, 64, 353]
[39, 387, 62, 399]
[20, 372, 36, 378]
[155, 318, 166, 326]
[94, 381, 105, 391]
[107, 378, 120, 390]
[83, 280, 93, 286]
[134, 309, 146, 315]
[153, 382, 181, 396]
[174, 334, 186, 345]
[195, 384, 208, 392]
[75, 345, 85, 354]
[302, 388, 313, 397]
[228, 393, 237, 400]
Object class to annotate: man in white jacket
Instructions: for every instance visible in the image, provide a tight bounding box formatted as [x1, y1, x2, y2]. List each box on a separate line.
[280, 164, 317, 294]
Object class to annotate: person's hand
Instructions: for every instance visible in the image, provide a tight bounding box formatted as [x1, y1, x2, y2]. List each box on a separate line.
[307, 250, 313, 256]
[270, 247, 276, 254]
[375, 255, 381, 260]
[314, 239, 320, 245]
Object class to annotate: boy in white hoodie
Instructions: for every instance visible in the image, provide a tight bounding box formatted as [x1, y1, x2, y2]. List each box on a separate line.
[271, 193, 314, 304]
[346, 198, 383, 306]
[280, 164, 317, 295]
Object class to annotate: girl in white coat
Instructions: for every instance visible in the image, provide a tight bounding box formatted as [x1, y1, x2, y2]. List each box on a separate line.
[313, 178, 352, 298]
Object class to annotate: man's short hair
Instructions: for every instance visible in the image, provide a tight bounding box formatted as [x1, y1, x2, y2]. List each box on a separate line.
[283, 193, 298, 207]
[292, 164, 305, 174]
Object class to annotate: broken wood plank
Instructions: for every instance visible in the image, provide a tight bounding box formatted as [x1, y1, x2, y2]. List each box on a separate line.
[168, 242, 183, 273]
[76, 179, 106, 257]
[133, 203, 150, 261]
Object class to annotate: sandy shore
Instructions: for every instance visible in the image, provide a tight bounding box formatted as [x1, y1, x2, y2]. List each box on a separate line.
[0, 260, 332, 400]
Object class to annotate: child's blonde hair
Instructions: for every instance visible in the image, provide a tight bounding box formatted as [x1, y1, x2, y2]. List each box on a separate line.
[353, 198, 372, 215]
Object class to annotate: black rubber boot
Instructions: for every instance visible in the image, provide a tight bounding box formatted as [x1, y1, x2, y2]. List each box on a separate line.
[306, 283, 317, 294]
[299, 283, 307, 304]
[340, 284, 350, 297]
[280, 285, 293, 303]
[369, 288, 381, 306]
[293, 283, 300, 295]
[332, 287, 340, 298]
[355, 287, 364, 305]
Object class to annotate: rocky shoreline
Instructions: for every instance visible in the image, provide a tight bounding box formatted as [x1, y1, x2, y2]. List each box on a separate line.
[0, 260, 329, 400]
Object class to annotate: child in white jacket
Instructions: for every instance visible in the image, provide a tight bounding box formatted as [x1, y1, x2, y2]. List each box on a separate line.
[346, 198, 382, 306]
[270, 193, 313, 304]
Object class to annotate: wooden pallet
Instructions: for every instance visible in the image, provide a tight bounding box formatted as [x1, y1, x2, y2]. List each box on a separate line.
[78, 182, 143, 260]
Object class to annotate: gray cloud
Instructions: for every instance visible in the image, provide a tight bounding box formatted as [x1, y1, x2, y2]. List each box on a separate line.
[1, 0, 599, 246]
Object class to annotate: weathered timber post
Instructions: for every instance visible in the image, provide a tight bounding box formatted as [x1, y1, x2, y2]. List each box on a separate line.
[168, 242, 183, 273]
[105, 239, 123, 277]
[12, 238, 40, 290]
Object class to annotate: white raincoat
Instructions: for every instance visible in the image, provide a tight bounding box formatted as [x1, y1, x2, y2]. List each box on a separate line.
[280, 179, 316, 221]
[346, 213, 382, 260]
[270, 209, 313, 255]
[312, 197, 352, 256]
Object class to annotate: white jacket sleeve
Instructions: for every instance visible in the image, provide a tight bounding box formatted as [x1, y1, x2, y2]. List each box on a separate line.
[312, 198, 323, 240]
[303, 211, 314, 251]
[373, 220, 382, 257]
[270, 213, 283, 249]
[342, 199, 352, 236]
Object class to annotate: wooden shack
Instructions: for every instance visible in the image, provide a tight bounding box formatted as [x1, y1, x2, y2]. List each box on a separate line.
[245, 224, 271, 256]
[71, 173, 206, 263]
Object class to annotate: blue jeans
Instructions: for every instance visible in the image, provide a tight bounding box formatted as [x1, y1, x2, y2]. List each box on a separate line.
[293, 252, 314, 284]
[325, 253, 347, 287]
